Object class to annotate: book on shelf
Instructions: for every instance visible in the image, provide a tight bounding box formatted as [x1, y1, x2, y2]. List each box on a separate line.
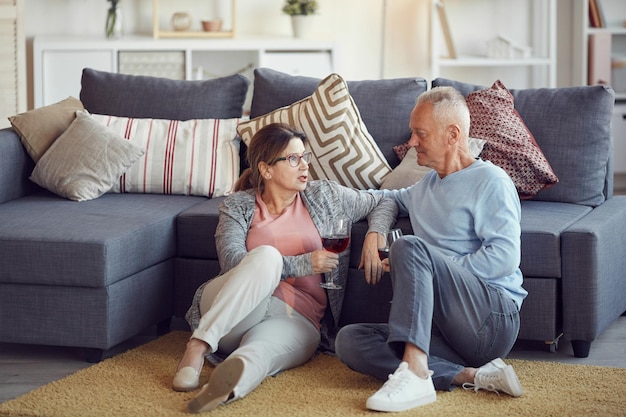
[589, 0, 605, 28]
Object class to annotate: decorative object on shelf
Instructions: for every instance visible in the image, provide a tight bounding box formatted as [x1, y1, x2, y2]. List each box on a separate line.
[486, 35, 532, 59]
[171, 12, 192, 31]
[202, 19, 223, 32]
[153, 0, 237, 39]
[435, 1, 455, 59]
[105, 0, 123, 39]
[282, 0, 318, 38]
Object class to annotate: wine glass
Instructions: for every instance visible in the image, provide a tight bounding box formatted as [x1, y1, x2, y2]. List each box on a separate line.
[378, 228, 403, 261]
[320, 216, 351, 289]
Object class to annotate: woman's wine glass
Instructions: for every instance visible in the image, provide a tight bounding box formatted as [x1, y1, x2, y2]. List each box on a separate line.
[378, 228, 403, 261]
[320, 216, 351, 289]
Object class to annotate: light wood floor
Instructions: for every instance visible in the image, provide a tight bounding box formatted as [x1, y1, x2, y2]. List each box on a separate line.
[1, 315, 625, 404]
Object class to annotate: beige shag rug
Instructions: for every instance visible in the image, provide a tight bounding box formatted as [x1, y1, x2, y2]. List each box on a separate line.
[1, 331, 625, 417]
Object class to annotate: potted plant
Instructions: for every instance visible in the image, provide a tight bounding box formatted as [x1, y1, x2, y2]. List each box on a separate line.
[282, 0, 318, 16]
[282, 0, 318, 38]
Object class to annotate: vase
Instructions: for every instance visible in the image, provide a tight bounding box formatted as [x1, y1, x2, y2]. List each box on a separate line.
[105, 5, 123, 39]
[291, 15, 313, 39]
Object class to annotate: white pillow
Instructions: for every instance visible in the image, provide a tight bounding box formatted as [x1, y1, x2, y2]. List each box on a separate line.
[30, 111, 145, 202]
[380, 138, 486, 190]
[91, 114, 246, 197]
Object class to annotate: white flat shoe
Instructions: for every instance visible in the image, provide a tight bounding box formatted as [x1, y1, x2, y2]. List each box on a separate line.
[172, 366, 201, 392]
[188, 357, 245, 413]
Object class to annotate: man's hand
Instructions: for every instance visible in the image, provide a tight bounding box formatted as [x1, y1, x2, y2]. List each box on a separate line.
[359, 232, 388, 284]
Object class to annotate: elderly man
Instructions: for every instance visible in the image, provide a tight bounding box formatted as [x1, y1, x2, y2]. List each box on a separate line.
[338, 86, 527, 413]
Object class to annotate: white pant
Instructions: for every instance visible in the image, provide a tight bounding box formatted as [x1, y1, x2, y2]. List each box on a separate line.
[191, 245, 321, 399]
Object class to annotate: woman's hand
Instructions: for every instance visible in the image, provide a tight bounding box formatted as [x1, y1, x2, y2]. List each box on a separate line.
[359, 232, 387, 285]
[311, 249, 338, 274]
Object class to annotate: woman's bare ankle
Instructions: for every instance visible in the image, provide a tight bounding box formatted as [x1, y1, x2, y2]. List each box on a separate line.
[177, 338, 209, 371]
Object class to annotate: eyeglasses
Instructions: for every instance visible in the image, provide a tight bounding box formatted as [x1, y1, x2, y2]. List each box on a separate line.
[271, 151, 312, 167]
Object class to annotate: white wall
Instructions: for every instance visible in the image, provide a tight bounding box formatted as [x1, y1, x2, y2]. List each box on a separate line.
[22, 0, 576, 106]
[23, 0, 429, 82]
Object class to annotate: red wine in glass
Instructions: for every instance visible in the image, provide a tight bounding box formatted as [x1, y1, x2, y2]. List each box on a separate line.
[320, 216, 351, 289]
[378, 229, 402, 262]
[322, 236, 350, 253]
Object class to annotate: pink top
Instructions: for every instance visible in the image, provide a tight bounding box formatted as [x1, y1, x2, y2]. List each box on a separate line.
[246, 193, 327, 329]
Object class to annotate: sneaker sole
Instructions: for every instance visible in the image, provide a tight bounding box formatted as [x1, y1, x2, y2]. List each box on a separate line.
[187, 357, 244, 413]
[366, 391, 436, 412]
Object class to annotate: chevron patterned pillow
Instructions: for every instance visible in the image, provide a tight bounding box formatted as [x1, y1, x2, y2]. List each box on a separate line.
[237, 73, 392, 189]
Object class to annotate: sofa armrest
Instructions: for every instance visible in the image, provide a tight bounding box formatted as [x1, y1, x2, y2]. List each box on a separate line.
[561, 196, 626, 342]
[0, 128, 38, 204]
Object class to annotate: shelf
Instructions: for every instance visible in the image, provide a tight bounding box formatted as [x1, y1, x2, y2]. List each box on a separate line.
[438, 56, 553, 67]
[32, 35, 336, 110]
[430, 0, 556, 88]
[588, 27, 626, 35]
[154, 30, 234, 39]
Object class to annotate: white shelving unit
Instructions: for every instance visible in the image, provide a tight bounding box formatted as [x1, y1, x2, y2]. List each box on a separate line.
[430, 0, 556, 89]
[573, 0, 626, 100]
[32, 35, 336, 111]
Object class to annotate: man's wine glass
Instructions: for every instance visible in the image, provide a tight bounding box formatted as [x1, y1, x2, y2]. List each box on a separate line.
[378, 228, 403, 261]
[320, 216, 351, 289]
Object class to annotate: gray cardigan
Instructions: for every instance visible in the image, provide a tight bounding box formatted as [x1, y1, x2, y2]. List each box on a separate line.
[186, 180, 397, 352]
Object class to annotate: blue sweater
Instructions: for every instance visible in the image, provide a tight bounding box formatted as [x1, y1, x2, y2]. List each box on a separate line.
[382, 159, 527, 309]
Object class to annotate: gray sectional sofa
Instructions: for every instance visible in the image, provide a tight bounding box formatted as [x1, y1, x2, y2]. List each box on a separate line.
[1, 67, 625, 361]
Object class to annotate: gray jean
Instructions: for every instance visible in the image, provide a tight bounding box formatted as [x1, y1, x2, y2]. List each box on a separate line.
[335, 236, 520, 391]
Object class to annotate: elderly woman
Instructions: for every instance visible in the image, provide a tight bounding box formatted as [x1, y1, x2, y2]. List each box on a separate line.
[172, 123, 396, 413]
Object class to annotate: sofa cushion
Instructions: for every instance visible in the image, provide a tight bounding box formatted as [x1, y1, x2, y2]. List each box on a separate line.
[80, 68, 250, 120]
[519, 200, 591, 278]
[0, 128, 38, 204]
[250, 68, 428, 168]
[177, 197, 227, 260]
[0, 192, 206, 287]
[8, 97, 84, 163]
[239, 73, 391, 189]
[432, 78, 615, 206]
[91, 114, 244, 197]
[29, 111, 145, 202]
[466, 80, 559, 199]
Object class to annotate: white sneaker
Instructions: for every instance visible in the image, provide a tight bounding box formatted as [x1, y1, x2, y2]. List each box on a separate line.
[366, 362, 436, 412]
[462, 358, 523, 397]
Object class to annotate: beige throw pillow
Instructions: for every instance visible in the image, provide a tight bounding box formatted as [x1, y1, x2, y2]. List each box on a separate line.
[8, 97, 85, 162]
[30, 111, 145, 202]
[237, 73, 392, 189]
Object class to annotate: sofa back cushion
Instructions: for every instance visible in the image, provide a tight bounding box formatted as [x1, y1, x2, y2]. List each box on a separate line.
[0, 129, 39, 204]
[432, 78, 615, 207]
[80, 68, 249, 120]
[251, 68, 428, 168]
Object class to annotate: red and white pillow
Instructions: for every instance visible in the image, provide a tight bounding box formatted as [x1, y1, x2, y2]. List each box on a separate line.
[91, 114, 245, 198]
[466, 80, 558, 198]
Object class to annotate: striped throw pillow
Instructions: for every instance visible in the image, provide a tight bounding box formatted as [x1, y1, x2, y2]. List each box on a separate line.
[237, 73, 391, 189]
[91, 114, 244, 197]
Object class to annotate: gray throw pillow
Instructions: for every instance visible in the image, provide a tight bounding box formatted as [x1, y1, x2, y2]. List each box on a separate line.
[80, 68, 249, 120]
